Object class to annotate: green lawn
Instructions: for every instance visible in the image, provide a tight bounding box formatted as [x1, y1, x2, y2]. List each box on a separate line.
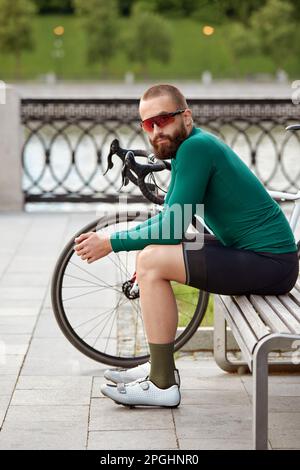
[172, 282, 214, 328]
[0, 14, 294, 80]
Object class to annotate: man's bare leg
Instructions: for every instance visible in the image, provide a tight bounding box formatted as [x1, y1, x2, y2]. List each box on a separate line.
[136, 244, 187, 388]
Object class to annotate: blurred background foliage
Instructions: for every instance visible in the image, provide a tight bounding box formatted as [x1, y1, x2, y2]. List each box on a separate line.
[0, 0, 299, 80]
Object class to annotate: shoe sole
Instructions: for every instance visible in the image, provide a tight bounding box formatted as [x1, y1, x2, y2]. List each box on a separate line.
[113, 400, 181, 408]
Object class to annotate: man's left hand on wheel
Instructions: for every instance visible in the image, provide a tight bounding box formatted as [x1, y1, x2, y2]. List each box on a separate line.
[74, 232, 112, 263]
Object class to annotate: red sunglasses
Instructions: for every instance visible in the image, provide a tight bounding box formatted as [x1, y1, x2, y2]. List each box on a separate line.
[140, 109, 185, 133]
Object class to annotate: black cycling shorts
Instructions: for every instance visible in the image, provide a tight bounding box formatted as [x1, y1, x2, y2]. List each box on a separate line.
[182, 234, 299, 295]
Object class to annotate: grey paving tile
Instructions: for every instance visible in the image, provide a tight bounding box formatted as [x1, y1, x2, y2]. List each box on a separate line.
[0, 395, 11, 427]
[88, 430, 178, 450]
[0, 376, 17, 396]
[6, 256, 56, 274]
[242, 380, 300, 397]
[0, 299, 43, 308]
[0, 427, 86, 450]
[173, 405, 252, 441]
[0, 396, 88, 449]
[178, 367, 229, 378]
[0, 355, 24, 375]
[11, 376, 92, 406]
[0, 287, 45, 301]
[268, 396, 300, 413]
[89, 397, 174, 431]
[178, 438, 251, 450]
[180, 389, 250, 406]
[179, 375, 245, 391]
[0, 306, 40, 317]
[241, 374, 300, 385]
[0, 272, 50, 288]
[21, 337, 107, 376]
[0, 335, 31, 355]
[0, 315, 37, 334]
[269, 412, 300, 449]
[92, 377, 107, 398]
[32, 311, 68, 338]
[16, 375, 92, 390]
[1, 404, 89, 431]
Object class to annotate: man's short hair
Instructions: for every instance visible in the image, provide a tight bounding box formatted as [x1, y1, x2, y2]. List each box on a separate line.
[141, 84, 188, 109]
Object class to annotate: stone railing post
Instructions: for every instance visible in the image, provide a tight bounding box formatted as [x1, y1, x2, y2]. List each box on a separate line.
[0, 84, 23, 211]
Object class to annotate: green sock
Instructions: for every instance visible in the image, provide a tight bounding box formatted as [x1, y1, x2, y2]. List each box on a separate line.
[148, 341, 176, 389]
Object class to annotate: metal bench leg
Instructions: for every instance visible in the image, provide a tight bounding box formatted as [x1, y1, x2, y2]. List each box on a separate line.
[252, 334, 299, 450]
[214, 295, 249, 373]
[253, 342, 269, 450]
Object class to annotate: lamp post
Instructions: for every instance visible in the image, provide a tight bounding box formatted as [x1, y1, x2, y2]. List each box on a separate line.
[201, 25, 215, 84]
[52, 25, 65, 80]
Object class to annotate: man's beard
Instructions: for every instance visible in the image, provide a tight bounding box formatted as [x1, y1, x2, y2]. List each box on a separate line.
[150, 122, 189, 160]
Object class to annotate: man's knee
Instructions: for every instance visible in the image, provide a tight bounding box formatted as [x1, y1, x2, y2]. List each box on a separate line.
[136, 245, 159, 280]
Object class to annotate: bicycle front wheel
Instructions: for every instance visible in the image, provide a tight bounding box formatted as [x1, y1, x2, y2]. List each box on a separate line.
[51, 210, 209, 367]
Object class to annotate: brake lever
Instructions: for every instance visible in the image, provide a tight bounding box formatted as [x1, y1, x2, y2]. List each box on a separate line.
[103, 149, 114, 176]
[120, 162, 130, 188]
[104, 139, 127, 176]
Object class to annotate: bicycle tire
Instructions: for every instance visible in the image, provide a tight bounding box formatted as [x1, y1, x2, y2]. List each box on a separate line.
[51, 210, 210, 367]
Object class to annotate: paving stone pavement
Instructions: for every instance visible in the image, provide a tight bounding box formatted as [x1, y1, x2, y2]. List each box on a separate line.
[0, 211, 299, 450]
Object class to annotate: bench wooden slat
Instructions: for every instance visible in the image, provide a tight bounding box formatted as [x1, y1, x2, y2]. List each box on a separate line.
[288, 287, 300, 311]
[216, 296, 253, 365]
[263, 296, 300, 334]
[295, 280, 300, 293]
[278, 294, 300, 324]
[249, 295, 291, 333]
[234, 296, 271, 339]
[221, 295, 257, 353]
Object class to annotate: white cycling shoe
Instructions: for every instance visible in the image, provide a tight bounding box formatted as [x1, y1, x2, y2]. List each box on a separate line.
[104, 361, 181, 386]
[101, 377, 181, 408]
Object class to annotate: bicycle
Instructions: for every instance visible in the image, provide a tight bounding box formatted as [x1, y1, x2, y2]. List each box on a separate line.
[51, 124, 300, 367]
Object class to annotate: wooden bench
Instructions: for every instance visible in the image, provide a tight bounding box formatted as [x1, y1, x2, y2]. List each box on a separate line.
[213, 279, 300, 450]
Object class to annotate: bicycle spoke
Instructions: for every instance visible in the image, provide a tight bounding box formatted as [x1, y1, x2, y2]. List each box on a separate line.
[103, 305, 118, 354]
[107, 252, 131, 281]
[65, 272, 122, 288]
[68, 261, 123, 293]
[82, 297, 127, 341]
[127, 297, 148, 356]
[73, 301, 124, 329]
[90, 296, 127, 347]
[82, 310, 114, 341]
[62, 285, 117, 302]
[116, 251, 131, 279]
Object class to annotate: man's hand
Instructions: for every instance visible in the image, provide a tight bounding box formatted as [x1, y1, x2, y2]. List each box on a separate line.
[74, 231, 112, 264]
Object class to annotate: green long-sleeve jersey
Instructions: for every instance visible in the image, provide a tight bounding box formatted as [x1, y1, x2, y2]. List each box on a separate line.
[110, 126, 297, 254]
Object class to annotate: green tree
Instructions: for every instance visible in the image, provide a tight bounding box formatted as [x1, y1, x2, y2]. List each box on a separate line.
[250, 0, 296, 68]
[226, 21, 261, 75]
[0, 0, 36, 78]
[218, 0, 266, 25]
[33, 0, 74, 14]
[74, 0, 120, 77]
[124, 2, 172, 78]
[149, 0, 199, 17]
